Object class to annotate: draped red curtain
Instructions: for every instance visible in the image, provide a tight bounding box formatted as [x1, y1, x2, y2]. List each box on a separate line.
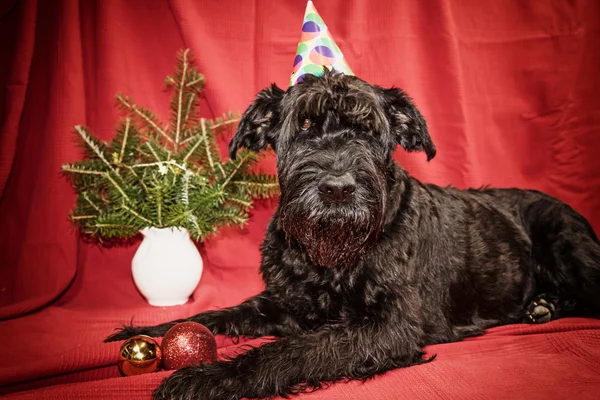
[1, 0, 599, 398]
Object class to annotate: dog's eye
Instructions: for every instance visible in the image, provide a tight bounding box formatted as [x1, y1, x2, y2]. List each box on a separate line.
[301, 118, 312, 131]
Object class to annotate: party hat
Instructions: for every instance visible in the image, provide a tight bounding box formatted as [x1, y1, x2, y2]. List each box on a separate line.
[289, 1, 354, 86]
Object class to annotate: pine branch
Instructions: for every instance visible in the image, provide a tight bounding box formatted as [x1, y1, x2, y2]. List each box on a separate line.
[209, 204, 249, 227]
[105, 172, 131, 202]
[62, 164, 106, 176]
[199, 118, 215, 171]
[222, 153, 250, 188]
[71, 215, 96, 220]
[185, 73, 205, 90]
[181, 135, 205, 163]
[72, 129, 110, 163]
[165, 49, 205, 146]
[182, 93, 197, 138]
[62, 162, 108, 192]
[75, 126, 115, 172]
[231, 172, 280, 199]
[133, 160, 187, 173]
[118, 118, 129, 164]
[144, 141, 168, 162]
[206, 112, 241, 136]
[122, 203, 154, 225]
[116, 94, 172, 145]
[124, 165, 149, 193]
[83, 191, 103, 214]
[187, 215, 210, 241]
[173, 48, 189, 150]
[227, 192, 252, 209]
[189, 186, 225, 212]
[93, 215, 142, 239]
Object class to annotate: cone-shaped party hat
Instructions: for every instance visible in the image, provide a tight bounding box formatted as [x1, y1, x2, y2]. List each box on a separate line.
[289, 1, 354, 86]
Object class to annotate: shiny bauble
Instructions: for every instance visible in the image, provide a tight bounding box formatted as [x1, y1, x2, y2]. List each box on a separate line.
[118, 335, 162, 376]
[161, 322, 217, 370]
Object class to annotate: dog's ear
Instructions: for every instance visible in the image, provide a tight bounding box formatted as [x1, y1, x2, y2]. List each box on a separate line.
[229, 84, 285, 160]
[383, 87, 436, 161]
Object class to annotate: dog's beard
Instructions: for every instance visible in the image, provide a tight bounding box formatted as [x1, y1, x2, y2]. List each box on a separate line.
[280, 190, 384, 268]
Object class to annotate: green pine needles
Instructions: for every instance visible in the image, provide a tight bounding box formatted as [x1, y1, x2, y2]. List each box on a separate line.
[62, 49, 279, 242]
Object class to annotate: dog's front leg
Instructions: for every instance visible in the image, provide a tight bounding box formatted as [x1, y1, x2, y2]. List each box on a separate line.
[152, 322, 429, 400]
[105, 292, 301, 342]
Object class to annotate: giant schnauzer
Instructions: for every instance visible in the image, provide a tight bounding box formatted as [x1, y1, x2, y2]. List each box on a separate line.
[106, 70, 600, 400]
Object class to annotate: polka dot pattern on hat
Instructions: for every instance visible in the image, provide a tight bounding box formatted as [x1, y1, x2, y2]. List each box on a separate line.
[289, 1, 354, 86]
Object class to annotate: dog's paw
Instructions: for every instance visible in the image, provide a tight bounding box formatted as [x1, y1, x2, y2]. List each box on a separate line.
[104, 323, 176, 343]
[525, 295, 558, 324]
[153, 366, 204, 400]
[104, 325, 144, 342]
[152, 363, 237, 400]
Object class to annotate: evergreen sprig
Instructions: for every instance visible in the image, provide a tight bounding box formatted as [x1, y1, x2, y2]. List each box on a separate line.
[62, 49, 279, 242]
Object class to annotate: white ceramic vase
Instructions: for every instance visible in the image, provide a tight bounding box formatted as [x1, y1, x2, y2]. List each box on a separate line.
[132, 227, 203, 307]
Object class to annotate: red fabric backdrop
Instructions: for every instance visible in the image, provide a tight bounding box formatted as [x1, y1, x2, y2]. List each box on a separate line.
[1, 0, 600, 398]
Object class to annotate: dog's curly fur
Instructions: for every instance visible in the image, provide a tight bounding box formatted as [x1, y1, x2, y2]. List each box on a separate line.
[106, 70, 600, 400]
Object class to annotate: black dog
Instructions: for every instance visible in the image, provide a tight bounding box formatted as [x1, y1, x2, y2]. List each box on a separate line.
[106, 70, 600, 400]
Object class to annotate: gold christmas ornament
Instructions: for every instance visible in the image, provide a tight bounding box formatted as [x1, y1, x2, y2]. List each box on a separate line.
[118, 335, 162, 376]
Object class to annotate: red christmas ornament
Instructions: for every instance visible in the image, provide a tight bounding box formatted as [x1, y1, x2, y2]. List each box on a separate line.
[161, 322, 217, 370]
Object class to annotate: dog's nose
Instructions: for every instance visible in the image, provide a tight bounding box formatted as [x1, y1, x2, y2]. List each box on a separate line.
[318, 174, 356, 202]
